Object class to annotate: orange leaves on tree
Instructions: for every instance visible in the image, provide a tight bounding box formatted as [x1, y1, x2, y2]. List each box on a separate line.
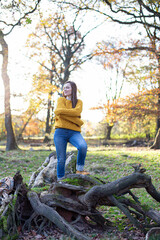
[91, 88, 159, 130]
[110, 88, 160, 122]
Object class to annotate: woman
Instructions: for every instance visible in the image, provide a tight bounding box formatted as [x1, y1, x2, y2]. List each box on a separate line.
[54, 81, 89, 180]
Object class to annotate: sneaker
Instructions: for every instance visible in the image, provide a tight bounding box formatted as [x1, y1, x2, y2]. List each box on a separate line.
[57, 178, 63, 183]
[76, 170, 90, 175]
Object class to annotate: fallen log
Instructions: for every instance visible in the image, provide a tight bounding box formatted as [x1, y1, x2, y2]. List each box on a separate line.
[79, 169, 160, 210]
[28, 152, 76, 188]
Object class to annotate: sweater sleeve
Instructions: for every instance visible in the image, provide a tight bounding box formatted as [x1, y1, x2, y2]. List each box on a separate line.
[54, 97, 83, 117]
[59, 115, 84, 127]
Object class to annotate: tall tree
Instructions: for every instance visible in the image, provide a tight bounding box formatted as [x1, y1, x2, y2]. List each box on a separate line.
[92, 36, 160, 140]
[0, 0, 41, 150]
[26, 11, 99, 141]
[66, 0, 160, 147]
[28, 66, 57, 142]
[99, 0, 160, 148]
[27, 11, 97, 88]
[92, 40, 127, 139]
[0, 30, 18, 150]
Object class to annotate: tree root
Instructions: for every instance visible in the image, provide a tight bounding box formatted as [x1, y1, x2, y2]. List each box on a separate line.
[2, 165, 160, 239]
[108, 195, 144, 232]
[22, 212, 37, 232]
[28, 191, 90, 240]
[146, 209, 160, 225]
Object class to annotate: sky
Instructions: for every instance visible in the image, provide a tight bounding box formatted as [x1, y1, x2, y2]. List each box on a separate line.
[0, 4, 137, 123]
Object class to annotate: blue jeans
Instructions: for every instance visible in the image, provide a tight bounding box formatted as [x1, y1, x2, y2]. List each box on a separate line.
[54, 128, 87, 179]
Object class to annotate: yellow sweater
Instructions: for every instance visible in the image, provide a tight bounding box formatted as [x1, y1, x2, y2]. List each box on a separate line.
[54, 97, 84, 132]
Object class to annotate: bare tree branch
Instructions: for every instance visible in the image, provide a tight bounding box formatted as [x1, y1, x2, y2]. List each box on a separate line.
[3, 0, 42, 36]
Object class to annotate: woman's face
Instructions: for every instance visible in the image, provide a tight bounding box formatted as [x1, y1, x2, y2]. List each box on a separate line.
[63, 83, 72, 97]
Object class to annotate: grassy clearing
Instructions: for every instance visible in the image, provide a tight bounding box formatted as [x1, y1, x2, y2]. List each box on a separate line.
[0, 145, 160, 239]
[0, 148, 51, 183]
[1, 145, 160, 206]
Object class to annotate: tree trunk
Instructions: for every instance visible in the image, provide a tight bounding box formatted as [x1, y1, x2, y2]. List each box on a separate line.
[150, 128, 160, 149]
[156, 56, 160, 132]
[44, 64, 54, 143]
[63, 57, 71, 84]
[18, 112, 34, 140]
[106, 125, 113, 140]
[0, 30, 18, 151]
[151, 55, 160, 149]
[44, 97, 52, 143]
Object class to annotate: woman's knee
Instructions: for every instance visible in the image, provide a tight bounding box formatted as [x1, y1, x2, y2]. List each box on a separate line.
[78, 142, 87, 153]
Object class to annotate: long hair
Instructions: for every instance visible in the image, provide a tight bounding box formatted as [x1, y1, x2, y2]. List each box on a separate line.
[63, 81, 78, 108]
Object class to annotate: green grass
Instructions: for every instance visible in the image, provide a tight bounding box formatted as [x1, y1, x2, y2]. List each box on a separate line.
[0, 149, 50, 182]
[1, 145, 160, 207]
[0, 145, 160, 239]
[1, 145, 160, 202]
[86, 147, 160, 209]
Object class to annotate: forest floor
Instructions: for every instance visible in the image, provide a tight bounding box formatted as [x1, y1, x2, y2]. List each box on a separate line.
[0, 140, 160, 239]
